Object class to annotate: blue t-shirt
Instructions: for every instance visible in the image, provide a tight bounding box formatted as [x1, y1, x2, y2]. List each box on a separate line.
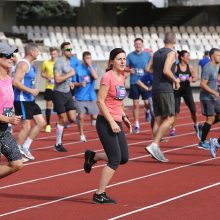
[200, 62, 219, 100]
[126, 51, 151, 84]
[140, 73, 153, 96]
[198, 57, 210, 69]
[70, 56, 81, 82]
[75, 64, 97, 101]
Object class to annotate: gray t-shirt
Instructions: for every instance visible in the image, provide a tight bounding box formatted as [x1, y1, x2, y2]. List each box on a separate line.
[54, 57, 73, 93]
[200, 62, 219, 100]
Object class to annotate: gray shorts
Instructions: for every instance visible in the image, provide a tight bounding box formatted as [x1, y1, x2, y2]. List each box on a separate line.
[75, 100, 99, 115]
[201, 99, 220, 116]
[0, 130, 22, 162]
[152, 92, 175, 117]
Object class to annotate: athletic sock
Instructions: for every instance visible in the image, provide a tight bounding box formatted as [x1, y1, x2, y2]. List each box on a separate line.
[45, 109, 51, 125]
[213, 115, 220, 124]
[56, 123, 64, 145]
[23, 137, 33, 150]
[201, 122, 211, 142]
[135, 121, 139, 128]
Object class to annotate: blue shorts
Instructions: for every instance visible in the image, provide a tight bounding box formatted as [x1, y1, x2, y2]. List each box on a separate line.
[128, 84, 151, 100]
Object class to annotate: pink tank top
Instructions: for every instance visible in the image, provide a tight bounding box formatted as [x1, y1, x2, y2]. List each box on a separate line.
[0, 75, 14, 115]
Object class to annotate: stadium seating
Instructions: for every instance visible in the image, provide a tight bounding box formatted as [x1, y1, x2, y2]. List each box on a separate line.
[2, 25, 219, 60]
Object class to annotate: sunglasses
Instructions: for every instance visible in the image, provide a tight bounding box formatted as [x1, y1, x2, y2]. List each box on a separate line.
[64, 48, 73, 52]
[0, 53, 14, 59]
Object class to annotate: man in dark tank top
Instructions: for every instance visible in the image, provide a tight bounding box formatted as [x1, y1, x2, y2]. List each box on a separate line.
[145, 32, 180, 162]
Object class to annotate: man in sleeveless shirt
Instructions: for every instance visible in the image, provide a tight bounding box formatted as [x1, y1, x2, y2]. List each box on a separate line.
[13, 44, 46, 161]
[145, 32, 180, 162]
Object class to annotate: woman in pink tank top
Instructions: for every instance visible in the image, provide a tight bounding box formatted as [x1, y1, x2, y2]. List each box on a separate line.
[0, 42, 23, 179]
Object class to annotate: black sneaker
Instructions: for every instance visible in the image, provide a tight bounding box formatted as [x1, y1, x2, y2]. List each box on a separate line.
[92, 192, 116, 204]
[55, 144, 67, 152]
[84, 150, 96, 173]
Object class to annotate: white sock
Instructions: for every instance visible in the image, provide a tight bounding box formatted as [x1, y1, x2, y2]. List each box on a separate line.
[56, 124, 64, 145]
[23, 137, 33, 150]
[135, 121, 139, 128]
[91, 119, 96, 126]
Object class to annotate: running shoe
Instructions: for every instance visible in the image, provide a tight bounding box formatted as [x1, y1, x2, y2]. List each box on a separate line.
[198, 141, 210, 150]
[133, 126, 140, 134]
[145, 110, 151, 122]
[92, 192, 116, 204]
[19, 146, 35, 160]
[54, 144, 67, 152]
[169, 128, 176, 136]
[193, 124, 202, 140]
[45, 125, 51, 133]
[21, 157, 29, 163]
[160, 137, 168, 142]
[209, 138, 219, 158]
[145, 144, 168, 162]
[80, 134, 87, 142]
[84, 150, 96, 173]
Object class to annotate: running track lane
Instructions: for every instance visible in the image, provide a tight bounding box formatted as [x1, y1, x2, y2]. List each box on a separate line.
[0, 103, 219, 219]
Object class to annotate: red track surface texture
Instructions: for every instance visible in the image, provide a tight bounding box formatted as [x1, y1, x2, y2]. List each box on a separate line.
[0, 104, 219, 220]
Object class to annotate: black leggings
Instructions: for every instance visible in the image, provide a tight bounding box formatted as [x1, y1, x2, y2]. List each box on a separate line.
[96, 115, 129, 170]
[174, 86, 196, 114]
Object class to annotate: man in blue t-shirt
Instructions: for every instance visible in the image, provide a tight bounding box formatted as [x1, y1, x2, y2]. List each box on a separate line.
[198, 51, 210, 76]
[136, 73, 154, 129]
[126, 38, 151, 133]
[74, 51, 99, 142]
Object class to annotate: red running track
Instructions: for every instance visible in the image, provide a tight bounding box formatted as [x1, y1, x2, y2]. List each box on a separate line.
[0, 103, 219, 220]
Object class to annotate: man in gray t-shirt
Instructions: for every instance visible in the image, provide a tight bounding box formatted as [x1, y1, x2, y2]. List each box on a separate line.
[199, 48, 220, 150]
[52, 42, 76, 152]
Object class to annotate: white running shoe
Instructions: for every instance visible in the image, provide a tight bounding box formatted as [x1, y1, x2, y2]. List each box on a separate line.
[145, 143, 169, 162]
[80, 135, 87, 142]
[19, 146, 35, 160]
[21, 157, 29, 163]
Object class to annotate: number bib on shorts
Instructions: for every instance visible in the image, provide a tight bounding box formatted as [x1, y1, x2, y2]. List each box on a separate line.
[115, 85, 127, 100]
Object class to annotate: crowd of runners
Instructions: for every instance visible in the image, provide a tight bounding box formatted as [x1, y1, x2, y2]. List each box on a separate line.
[0, 31, 220, 204]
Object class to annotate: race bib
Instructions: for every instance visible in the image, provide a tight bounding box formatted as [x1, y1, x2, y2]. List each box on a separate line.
[179, 74, 190, 82]
[3, 107, 13, 117]
[115, 85, 127, 100]
[82, 75, 91, 83]
[135, 68, 144, 77]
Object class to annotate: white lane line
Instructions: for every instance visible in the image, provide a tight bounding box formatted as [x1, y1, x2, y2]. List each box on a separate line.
[1, 125, 214, 191]
[27, 129, 197, 165]
[0, 155, 218, 217]
[0, 142, 205, 190]
[32, 120, 202, 151]
[109, 181, 220, 220]
[21, 109, 197, 140]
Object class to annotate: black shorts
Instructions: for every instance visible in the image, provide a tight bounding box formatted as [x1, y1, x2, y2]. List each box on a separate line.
[153, 92, 175, 117]
[174, 86, 196, 114]
[52, 90, 75, 115]
[0, 130, 22, 162]
[128, 84, 148, 100]
[14, 101, 42, 120]
[44, 89, 53, 101]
